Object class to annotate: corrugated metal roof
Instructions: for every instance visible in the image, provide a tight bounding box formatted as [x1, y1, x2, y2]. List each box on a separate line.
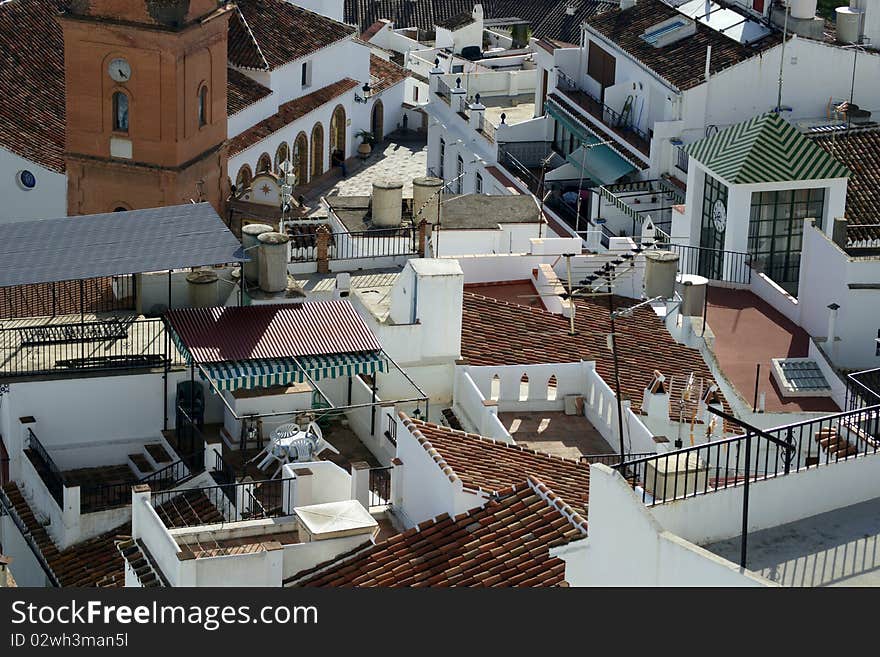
[0, 204, 246, 288]
[165, 300, 382, 363]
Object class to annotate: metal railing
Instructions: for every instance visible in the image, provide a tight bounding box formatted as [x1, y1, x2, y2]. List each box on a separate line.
[653, 243, 753, 285]
[0, 317, 177, 379]
[616, 404, 880, 510]
[579, 452, 655, 467]
[368, 466, 392, 508]
[676, 146, 689, 173]
[846, 367, 880, 412]
[477, 113, 495, 142]
[26, 428, 64, 508]
[0, 275, 136, 320]
[151, 479, 292, 527]
[0, 486, 60, 587]
[436, 79, 452, 105]
[383, 413, 397, 446]
[552, 78, 651, 156]
[331, 227, 418, 260]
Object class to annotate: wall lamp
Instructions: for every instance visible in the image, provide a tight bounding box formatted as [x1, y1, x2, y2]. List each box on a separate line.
[354, 82, 372, 104]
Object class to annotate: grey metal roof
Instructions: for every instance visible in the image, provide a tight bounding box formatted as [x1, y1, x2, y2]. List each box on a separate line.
[0, 204, 247, 288]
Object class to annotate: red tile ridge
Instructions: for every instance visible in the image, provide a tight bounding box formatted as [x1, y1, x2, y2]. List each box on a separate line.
[527, 476, 589, 536]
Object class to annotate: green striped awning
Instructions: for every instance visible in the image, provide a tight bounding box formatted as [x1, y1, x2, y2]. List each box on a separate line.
[683, 113, 851, 185]
[198, 352, 388, 391]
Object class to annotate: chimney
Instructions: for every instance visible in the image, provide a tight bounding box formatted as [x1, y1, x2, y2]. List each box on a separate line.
[472, 3, 484, 20]
[641, 370, 670, 422]
[620, 0, 637, 9]
[699, 385, 724, 441]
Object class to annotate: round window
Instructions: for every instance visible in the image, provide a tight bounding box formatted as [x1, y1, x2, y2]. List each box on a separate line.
[17, 170, 36, 190]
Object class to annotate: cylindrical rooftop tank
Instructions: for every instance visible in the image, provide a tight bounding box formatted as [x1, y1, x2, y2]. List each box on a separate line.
[678, 274, 709, 317]
[644, 250, 679, 300]
[186, 269, 219, 308]
[257, 231, 290, 294]
[836, 7, 863, 43]
[241, 223, 274, 284]
[412, 176, 443, 224]
[371, 180, 404, 227]
[790, 0, 817, 20]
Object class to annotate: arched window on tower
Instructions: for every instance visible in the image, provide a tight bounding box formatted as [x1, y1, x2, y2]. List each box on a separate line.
[112, 91, 129, 133]
[198, 85, 209, 127]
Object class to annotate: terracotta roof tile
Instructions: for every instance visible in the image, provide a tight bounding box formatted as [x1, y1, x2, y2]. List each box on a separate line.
[231, 0, 355, 71]
[0, 0, 67, 173]
[460, 289, 728, 420]
[228, 79, 358, 155]
[369, 55, 409, 94]
[810, 127, 880, 244]
[400, 414, 590, 511]
[227, 68, 273, 116]
[585, 0, 783, 91]
[288, 477, 586, 587]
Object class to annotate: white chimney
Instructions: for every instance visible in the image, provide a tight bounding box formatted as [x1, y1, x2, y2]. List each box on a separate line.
[850, 0, 877, 45]
[642, 370, 670, 422]
[472, 3, 484, 20]
[620, 0, 637, 9]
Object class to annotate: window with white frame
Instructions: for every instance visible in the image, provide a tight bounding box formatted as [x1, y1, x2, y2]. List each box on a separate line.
[301, 61, 312, 88]
[475, 172, 483, 194]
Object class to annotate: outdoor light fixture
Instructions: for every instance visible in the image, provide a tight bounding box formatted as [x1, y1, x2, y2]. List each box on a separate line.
[412, 407, 423, 421]
[354, 82, 372, 104]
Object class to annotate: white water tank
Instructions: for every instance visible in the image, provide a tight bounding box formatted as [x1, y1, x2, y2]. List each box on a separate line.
[241, 223, 274, 284]
[677, 274, 708, 317]
[371, 181, 404, 227]
[790, 0, 817, 20]
[412, 176, 443, 224]
[186, 269, 219, 307]
[836, 6, 864, 43]
[257, 231, 290, 293]
[644, 250, 679, 299]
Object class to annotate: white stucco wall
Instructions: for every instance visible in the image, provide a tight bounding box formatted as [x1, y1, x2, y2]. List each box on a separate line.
[0, 148, 67, 223]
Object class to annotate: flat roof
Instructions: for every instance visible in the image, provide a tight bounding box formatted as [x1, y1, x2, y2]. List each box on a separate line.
[0, 204, 246, 288]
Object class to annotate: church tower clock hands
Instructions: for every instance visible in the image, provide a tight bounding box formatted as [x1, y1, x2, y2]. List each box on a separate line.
[58, 1, 232, 215]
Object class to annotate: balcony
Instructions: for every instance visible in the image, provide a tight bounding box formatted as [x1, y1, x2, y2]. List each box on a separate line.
[554, 74, 652, 158]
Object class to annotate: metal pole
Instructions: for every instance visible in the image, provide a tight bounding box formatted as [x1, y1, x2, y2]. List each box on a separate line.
[753, 363, 761, 413]
[163, 318, 169, 431]
[566, 255, 576, 336]
[741, 432, 752, 569]
[609, 284, 626, 461]
[370, 375, 377, 436]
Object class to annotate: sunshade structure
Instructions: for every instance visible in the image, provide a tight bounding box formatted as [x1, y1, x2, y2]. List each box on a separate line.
[165, 301, 389, 393]
[0, 203, 247, 288]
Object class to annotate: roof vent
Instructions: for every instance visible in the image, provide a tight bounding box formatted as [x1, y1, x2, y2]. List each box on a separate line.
[565, 4, 576, 15]
[640, 15, 697, 48]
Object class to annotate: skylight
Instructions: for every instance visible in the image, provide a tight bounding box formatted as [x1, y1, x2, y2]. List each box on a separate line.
[676, 0, 771, 44]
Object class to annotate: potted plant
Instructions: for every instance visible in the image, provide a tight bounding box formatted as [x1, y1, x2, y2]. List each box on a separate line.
[356, 129, 375, 158]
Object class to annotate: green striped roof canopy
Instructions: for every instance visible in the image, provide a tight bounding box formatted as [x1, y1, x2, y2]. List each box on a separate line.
[683, 113, 851, 185]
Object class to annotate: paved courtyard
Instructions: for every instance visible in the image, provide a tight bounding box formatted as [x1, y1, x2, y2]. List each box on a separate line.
[301, 133, 427, 216]
[499, 411, 613, 461]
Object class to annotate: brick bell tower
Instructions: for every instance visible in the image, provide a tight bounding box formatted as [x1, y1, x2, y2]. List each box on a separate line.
[59, 0, 232, 215]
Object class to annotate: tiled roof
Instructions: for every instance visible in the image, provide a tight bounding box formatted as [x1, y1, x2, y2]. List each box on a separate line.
[227, 68, 273, 116]
[231, 0, 356, 71]
[228, 79, 358, 155]
[344, 0, 613, 45]
[400, 414, 590, 510]
[360, 19, 388, 41]
[288, 476, 587, 587]
[809, 127, 880, 245]
[369, 55, 409, 94]
[0, 0, 67, 173]
[585, 0, 782, 91]
[436, 11, 474, 30]
[460, 290, 727, 416]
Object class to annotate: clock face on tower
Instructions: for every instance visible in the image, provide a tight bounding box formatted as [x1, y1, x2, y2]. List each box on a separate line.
[712, 199, 727, 233]
[108, 58, 131, 83]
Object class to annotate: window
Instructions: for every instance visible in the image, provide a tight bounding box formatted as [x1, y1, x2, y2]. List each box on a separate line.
[675, 146, 689, 173]
[198, 85, 208, 127]
[438, 138, 445, 179]
[112, 91, 129, 132]
[413, 86, 419, 102]
[475, 172, 483, 194]
[587, 41, 616, 101]
[698, 173, 728, 279]
[456, 155, 464, 194]
[16, 170, 36, 191]
[748, 188, 826, 292]
[451, 64, 464, 74]
[301, 61, 312, 88]
[256, 153, 272, 173]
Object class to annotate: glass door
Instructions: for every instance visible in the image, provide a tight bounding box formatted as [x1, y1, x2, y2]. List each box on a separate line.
[699, 174, 728, 279]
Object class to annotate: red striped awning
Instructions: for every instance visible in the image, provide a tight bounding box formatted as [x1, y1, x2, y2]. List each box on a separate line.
[165, 300, 381, 363]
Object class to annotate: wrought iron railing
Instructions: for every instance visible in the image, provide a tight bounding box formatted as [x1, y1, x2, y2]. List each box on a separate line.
[436, 79, 452, 105]
[846, 367, 880, 412]
[477, 113, 495, 142]
[26, 429, 64, 508]
[653, 243, 753, 285]
[0, 485, 60, 586]
[331, 227, 418, 260]
[0, 317, 178, 379]
[368, 466, 392, 508]
[151, 478, 293, 527]
[383, 413, 398, 446]
[579, 452, 655, 467]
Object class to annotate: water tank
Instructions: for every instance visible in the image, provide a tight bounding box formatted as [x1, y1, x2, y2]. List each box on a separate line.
[412, 176, 443, 224]
[186, 269, 219, 308]
[371, 180, 404, 227]
[257, 231, 290, 293]
[677, 274, 708, 317]
[790, 0, 817, 20]
[644, 250, 679, 299]
[241, 223, 274, 284]
[836, 7, 863, 43]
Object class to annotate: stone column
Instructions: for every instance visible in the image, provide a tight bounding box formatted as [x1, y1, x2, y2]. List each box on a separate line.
[417, 219, 429, 257]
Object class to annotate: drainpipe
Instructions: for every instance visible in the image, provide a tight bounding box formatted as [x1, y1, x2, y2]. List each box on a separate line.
[827, 303, 840, 361]
[703, 45, 712, 135]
